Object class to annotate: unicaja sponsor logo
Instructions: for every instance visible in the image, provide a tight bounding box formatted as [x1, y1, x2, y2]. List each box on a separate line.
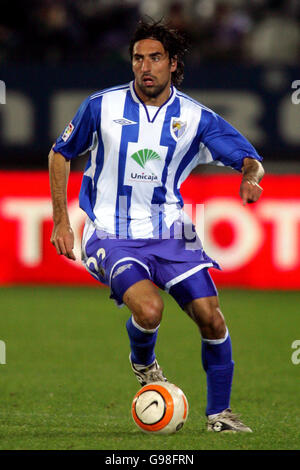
[130, 172, 158, 182]
[0, 340, 6, 364]
[130, 148, 161, 183]
[0, 81, 6, 104]
[130, 149, 161, 168]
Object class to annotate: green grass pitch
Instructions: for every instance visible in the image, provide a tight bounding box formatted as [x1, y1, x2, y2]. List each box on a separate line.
[0, 286, 299, 450]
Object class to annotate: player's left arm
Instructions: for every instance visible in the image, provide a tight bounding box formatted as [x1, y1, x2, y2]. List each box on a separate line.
[198, 109, 265, 205]
[239, 157, 264, 205]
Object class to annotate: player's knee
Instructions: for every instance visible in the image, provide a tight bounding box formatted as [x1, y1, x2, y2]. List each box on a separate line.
[134, 296, 163, 330]
[207, 308, 226, 338]
[201, 308, 226, 339]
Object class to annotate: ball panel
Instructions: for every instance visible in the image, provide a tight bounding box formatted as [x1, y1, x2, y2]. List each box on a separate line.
[181, 391, 188, 419]
[159, 386, 188, 434]
[134, 390, 166, 424]
[132, 383, 174, 432]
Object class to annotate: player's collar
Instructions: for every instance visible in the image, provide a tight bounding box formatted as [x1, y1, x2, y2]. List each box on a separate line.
[130, 80, 177, 123]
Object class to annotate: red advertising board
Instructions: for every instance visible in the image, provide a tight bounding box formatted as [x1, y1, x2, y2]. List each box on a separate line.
[0, 171, 300, 289]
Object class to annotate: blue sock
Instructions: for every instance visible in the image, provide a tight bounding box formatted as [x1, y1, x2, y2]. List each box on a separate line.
[201, 329, 234, 416]
[126, 316, 159, 366]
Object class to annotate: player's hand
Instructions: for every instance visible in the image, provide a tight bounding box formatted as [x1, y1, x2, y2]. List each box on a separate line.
[50, 223, 76, 260]
[239, 178, 263, 206]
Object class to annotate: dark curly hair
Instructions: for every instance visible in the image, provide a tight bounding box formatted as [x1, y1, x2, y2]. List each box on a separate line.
[129, 19, 189, 88]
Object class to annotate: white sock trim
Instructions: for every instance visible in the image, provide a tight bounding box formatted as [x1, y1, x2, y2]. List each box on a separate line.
[131, 315, 160, 334]
[202, 327, 228, 345]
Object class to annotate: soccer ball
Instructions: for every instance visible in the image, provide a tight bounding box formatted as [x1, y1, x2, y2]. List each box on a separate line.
[131, 382, 189, 434]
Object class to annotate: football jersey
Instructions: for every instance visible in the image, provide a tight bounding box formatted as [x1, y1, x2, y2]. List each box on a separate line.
[53, 81, 262, 239]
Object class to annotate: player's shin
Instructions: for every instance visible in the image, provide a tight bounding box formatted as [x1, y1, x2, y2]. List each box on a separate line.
[126, 315, 159, 366]
[201, 328, 234, 416]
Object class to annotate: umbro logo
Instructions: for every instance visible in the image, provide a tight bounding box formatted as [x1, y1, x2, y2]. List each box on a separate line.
[113, 118, 137, 126]
[112, 263, 133, 279]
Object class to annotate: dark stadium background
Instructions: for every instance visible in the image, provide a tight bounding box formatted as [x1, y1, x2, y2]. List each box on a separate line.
[1, 0, 300, 170]
[0, 0, 300, 452]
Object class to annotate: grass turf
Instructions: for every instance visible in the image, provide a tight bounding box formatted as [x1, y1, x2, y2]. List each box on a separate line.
[0, 286, 299, 450]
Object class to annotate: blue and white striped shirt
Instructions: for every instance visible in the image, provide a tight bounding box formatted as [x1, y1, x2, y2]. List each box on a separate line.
[53, 81, 262, 239]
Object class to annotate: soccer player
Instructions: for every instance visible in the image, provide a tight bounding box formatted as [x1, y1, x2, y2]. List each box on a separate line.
[49, 20, 264, 433]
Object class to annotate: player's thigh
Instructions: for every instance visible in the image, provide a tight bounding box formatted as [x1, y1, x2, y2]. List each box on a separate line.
[123, 280, 164, 329]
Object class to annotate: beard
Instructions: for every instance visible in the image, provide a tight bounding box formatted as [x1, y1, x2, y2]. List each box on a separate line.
[136, 78, 170, 99]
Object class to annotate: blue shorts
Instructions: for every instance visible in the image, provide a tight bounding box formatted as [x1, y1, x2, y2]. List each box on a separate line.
[82, 224, 220, 310]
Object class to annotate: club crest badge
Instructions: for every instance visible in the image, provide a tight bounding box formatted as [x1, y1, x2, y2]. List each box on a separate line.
[171, 118, 187, 140]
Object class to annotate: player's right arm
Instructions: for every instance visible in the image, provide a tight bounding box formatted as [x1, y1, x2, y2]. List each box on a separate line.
[48, 95, 99, 260]
[48, 148, 76, 260]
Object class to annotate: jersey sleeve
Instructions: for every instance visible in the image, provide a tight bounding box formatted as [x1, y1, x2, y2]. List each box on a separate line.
[197, 108, 263, 171]
[53, 96, 98, 159]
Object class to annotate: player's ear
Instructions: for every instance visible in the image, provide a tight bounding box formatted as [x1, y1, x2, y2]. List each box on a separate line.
[170, 56, 177, 72]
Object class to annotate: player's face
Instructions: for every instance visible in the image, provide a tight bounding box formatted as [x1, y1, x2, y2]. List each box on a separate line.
[132, 39, 177, 105]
